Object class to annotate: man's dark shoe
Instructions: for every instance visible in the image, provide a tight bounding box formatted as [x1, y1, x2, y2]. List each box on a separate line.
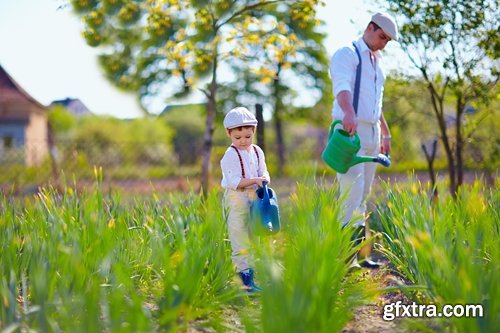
[359, 258, 382, 269]
[239, 268, 262, 293]
[350, 226, 365, 247]
[348, 258, 362, 272]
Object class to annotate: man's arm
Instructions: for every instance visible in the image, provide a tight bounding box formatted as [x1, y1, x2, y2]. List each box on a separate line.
[337, 90, 358, 136]
[331, 46, 358, 136]
[379, 112, 391, 154]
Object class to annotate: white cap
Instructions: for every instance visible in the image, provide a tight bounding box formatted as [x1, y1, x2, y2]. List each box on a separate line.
[371, 12, 399, 41]
[223, 107, 258, 129]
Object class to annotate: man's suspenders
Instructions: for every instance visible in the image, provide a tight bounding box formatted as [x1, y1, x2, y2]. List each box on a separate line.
[352, 42, 362, 115]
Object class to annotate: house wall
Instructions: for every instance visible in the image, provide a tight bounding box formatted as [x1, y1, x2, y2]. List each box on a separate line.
[25, 109, 48, 166]
[0, 91, 48, 166]
[0, 121, 26, 147]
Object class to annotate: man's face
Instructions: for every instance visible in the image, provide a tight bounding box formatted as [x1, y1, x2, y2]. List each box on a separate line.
[366, 23, 391, 51]
[227, 127, 255, 151]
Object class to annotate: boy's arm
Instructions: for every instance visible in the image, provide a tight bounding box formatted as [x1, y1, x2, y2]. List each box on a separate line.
[237, 177, 267, 189]
[255, 146, 270, 184]
[221, 150, 244, 190]
[221, 149, 267, 189]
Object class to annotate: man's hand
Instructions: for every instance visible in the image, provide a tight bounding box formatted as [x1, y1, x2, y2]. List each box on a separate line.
[343, 112, 358, 136]
[336, 91, 358, 135]
[381, 137, 391, 154]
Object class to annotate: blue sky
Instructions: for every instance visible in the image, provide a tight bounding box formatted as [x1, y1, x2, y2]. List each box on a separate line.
[0, 0, 403, 118]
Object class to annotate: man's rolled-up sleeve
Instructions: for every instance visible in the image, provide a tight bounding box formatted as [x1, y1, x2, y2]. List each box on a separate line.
[330, 47, 356, 97]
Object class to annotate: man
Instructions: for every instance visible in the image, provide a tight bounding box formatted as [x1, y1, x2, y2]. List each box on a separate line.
[329, 12, 398, 268]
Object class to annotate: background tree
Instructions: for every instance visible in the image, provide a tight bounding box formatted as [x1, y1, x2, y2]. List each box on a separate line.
[71, 0, 324, 196]
[384, 0, 499, 196]
[221, 2, 331, 174]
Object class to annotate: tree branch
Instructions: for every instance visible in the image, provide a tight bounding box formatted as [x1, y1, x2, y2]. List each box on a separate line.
[215, 0, 285, 29]
[199, 87, 210, 98]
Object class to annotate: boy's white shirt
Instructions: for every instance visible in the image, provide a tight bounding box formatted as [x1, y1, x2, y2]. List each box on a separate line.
[220, 144, 269, 190]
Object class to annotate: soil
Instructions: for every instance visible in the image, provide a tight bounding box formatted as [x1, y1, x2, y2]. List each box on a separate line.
[215, 258, 417, 333]
[341, 258, 414, 333]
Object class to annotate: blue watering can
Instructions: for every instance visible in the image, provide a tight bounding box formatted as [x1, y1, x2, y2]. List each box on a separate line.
[250, 181, 280, 235]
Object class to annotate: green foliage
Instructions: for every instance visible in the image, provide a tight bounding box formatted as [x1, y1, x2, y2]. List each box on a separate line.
[69, 115, 176, 167]
[382, 76, 440, 165]
[252, 180, 372, 332]
[70, 0, 327, 111]
[0, 182, 234, 332]
[4, 175, 496, 331]
[384, 0, 500, 193]
[71, 0, 98, 13]
[462, 94, 500, 171]
[0, 162, 53, 186]
[161, 104, 206, 165]
[70, 0, 330, 193]
[48, 105, 76, 135]
[375, 178, 499, 333]
[1, 177, 381, 332]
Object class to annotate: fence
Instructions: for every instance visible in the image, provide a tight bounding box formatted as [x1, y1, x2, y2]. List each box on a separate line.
[0, 125, 331, 192]
[1, 132, 494, 195]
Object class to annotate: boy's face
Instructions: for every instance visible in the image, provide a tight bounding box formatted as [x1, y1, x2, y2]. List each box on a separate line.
[227, 126, 256, 151]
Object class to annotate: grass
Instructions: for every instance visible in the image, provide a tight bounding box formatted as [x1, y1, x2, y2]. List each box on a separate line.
[374, 178, 499, 333]
[1, 172, 497, 332]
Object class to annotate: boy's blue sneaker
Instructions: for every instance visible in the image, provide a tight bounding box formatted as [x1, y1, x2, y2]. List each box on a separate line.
[239, 268, 262, 293]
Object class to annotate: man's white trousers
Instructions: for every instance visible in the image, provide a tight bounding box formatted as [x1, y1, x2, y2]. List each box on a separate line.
[336, 122, 381, 227]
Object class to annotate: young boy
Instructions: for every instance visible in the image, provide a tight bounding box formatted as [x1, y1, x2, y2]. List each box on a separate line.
[220, 106, 270, 293]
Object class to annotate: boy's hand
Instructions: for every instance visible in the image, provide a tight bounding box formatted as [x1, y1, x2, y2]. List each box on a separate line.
[254, 176, 268, 188]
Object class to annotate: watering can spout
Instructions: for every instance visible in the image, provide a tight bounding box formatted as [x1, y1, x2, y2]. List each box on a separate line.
[353, 155, 376, 165]
[352, 154, 392, 168]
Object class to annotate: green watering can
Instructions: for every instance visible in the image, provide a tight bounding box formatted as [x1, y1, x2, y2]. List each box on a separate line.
[322, 120, 391, 174]
[250, 181, 280, 235]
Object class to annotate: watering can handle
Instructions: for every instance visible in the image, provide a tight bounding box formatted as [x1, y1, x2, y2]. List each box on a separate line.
[329, 120, 343, 139]
[261, 181, 270, 204]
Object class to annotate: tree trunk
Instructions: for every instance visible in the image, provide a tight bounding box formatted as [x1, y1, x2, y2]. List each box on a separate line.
[273, 66, 285, 175]
[274, 109, 285, 175]
[455, 99, 465, 191]
[255, 103, 265, 151]
[422, 140, 438, 202]
[201, 57, 218, 198]
[427, 82, 456, 198]
[436, 115, 456, 198]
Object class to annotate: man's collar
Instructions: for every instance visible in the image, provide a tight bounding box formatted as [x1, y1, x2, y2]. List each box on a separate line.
[356, 37, 382, 58]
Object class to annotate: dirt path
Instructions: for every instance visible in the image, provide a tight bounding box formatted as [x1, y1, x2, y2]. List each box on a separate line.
[342, 263, 412, 333]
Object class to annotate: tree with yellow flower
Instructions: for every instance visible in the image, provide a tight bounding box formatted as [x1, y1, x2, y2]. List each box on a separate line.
[71, 0, 326, 195]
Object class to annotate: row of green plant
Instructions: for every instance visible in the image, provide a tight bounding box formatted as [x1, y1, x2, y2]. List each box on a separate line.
[0, 175, 373, 332]
[0, 175, 234, 332]
[374, 179, 499, 333]
[1, 173, 497, 332]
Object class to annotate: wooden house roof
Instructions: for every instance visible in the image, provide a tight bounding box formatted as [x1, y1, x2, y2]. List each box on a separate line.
[0, 64, 47, 111]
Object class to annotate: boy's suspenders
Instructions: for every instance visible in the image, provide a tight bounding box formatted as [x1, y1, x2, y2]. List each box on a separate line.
[230, 145, 260, 178]
[352, 42, 362, 115]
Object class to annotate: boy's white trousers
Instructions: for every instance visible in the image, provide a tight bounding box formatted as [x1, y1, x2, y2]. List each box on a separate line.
[223, 188, 256, 272]
[336, 121, 381, 227]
